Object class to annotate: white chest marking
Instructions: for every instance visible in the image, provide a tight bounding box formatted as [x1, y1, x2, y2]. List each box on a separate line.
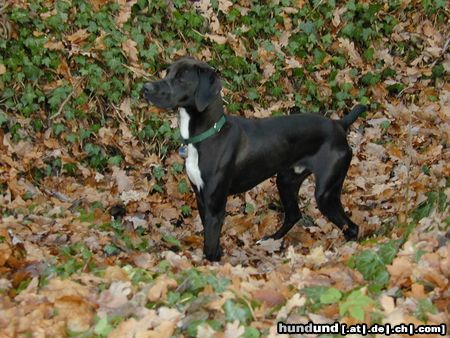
[294, 165, 306, 174]
[179, 108, 204, 190]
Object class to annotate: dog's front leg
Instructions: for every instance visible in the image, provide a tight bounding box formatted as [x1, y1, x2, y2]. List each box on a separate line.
[196, 187, 228, 262]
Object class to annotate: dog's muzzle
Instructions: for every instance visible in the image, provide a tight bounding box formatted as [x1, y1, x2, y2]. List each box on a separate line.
[142, 81, 175, 110]
[142, 83, 155, 99]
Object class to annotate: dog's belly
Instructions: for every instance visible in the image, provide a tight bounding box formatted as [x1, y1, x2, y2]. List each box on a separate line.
[229, 172, 274, 194]
[229, 157, 305, 194]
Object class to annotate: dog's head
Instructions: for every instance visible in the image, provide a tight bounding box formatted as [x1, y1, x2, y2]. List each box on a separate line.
[142, 57, 222, 112]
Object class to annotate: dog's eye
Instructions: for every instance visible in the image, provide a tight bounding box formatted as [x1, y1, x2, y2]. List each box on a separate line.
[175, 73, 186, 84]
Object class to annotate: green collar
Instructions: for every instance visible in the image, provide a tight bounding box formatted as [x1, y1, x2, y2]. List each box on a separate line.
[182, 115, 227, 145]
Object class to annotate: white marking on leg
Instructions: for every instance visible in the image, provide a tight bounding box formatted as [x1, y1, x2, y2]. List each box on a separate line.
[179, 108, 204, 190]
[294, 165, 305, 174]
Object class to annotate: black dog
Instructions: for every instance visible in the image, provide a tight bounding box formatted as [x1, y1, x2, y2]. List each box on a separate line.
[143, 57, 367, 261]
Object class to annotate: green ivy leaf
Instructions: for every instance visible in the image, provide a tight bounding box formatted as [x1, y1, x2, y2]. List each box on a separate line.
[0, 111, 7, 126]
[224, 299, 251, 324]
[339, 289, 374, 321]
[162, 234, 181, 248]
[244, 326, 261, 338]
[94, 316, 114, 336]
[320, 287, 342, 304]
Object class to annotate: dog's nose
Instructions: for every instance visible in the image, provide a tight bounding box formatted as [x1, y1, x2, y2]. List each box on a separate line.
[143, 83, 154, 95]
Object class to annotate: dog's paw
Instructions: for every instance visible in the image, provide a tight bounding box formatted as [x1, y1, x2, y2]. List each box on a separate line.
[343, 226, 359, 241]
[204, 246, 223, 262]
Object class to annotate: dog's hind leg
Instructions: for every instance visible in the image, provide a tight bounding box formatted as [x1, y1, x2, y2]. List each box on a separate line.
[266, 168, 311, 240]
[314, 150, 359, 241]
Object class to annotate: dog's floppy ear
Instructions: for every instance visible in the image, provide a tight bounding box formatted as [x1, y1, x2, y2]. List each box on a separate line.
[195, 65, 222, 112]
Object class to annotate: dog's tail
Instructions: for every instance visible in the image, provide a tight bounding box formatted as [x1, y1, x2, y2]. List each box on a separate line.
[339, 104, 367, 131]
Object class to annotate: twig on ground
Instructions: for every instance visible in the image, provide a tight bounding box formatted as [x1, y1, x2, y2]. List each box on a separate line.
[50, 81, 80, 120]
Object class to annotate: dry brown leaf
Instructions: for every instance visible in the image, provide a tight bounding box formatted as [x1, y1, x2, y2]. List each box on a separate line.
[197, 323, 217, 338]
[337, 38, 363, 67]
[44, 40, 65, 50]
[108, 311, 157, 338]
[257, 238, 282, 253]
[252, 288, 285, 307]
[276, 293, 306, 320]
[163, 251, 192, 270]
[332, 7, 346, 27]
[421, 270, 448, 290]
[153, 203, 179, 221]
[205, 33, 227, 45]
[0, 243, 12, 267]
[89, 0, 110, 11]
[97, 281, 132, 311]
[120, 97, 133, 117]
[116, 0, 138, 27]
[379, 294, 395, 314]
[54, 298, 94, 332]
[284, 57, 301, 69]
[305, 246, 327, 266]
[224, 320, 245, 338]
[67, 29, 90, 45]
[41, 278, 90, 302]
[147, 276, 177, 302]
[218, 0, 233, 13]
[387, 256, 413, 287]
[57, 57, 71, 79]
[263, 62, 276, 79]
[112, 167, 134, 193]
[147, 320, 177, 338]
[93, 30, 107, 50]
[122, 39, 139, 64]
[104, 266, 130, 282]
[410, 283, 427, 299]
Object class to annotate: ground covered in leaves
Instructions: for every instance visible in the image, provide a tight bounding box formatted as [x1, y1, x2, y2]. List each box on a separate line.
[0, 0, 449, 337]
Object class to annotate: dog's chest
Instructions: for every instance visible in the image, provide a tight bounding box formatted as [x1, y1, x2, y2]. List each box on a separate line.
[179, 108, 204, 190]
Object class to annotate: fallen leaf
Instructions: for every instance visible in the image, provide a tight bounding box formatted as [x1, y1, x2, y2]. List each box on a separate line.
[147, 276, 177, 302]
[332, 6, 346, 27]
[67, 29, 90, 45]
[205, 33, 227, 44]
[276, 293, 306, 320]
[147, 320, 177, 338]
[116, 0, 138, 27]
[387, 256, 413, 287]
[379, 294, 395, 314]
[224, 320, 245, 338]
[337, 38, 363, 67]
[252, 288, 285, 307]
[410, 283, 426, 299]
[197, 323, 217, 338]
[122, 39, 139, 64]
[104, 266, 130, 282]
[54, 298, 94, 332]
[305, 246, 327, 266]
[44, 40, 65, 50]
[120, 97, 133, 117]
[218, 0, 233, 13]
[97, 281, 132, 311]
[257, 238, 282, 253]
[112, 167, 134, 192]
[108, 311, 156, 338]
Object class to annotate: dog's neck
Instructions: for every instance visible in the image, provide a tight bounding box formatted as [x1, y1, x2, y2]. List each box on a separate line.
[179, 95, 225, 138]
